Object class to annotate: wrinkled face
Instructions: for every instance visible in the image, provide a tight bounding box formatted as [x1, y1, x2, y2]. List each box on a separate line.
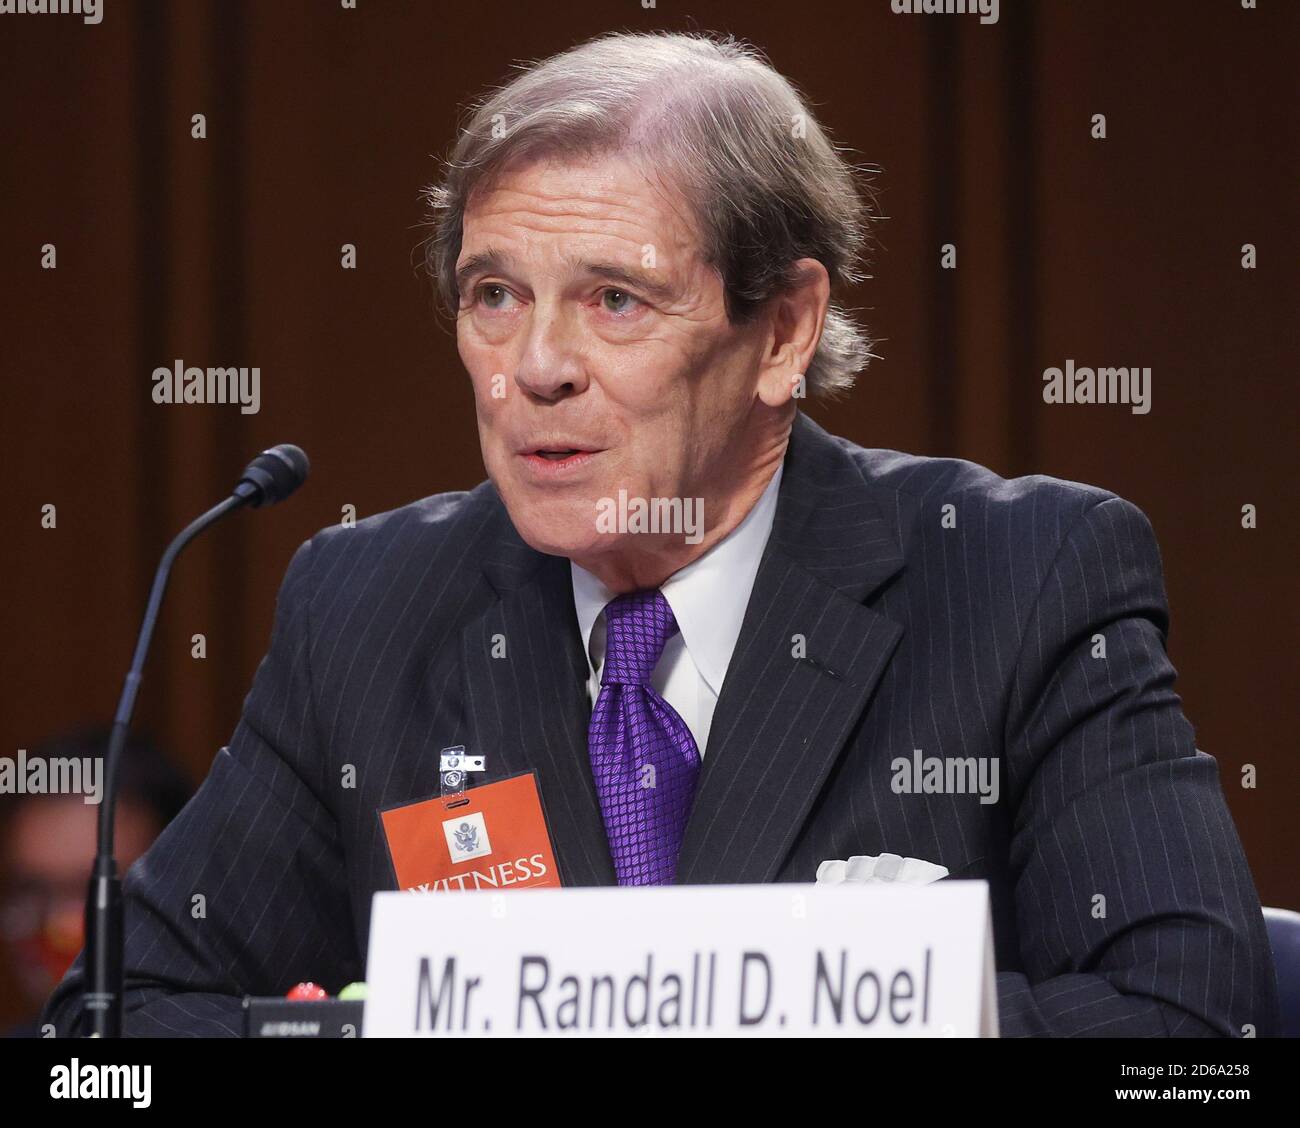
[455, 155, 773, 565]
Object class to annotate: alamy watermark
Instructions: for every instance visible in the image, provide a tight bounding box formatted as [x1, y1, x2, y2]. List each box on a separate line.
[0, 0, 102, 24]
[50, 1060, 150, 1108]
[891, 749, 1000, 806]
[595, 491, 704, 545]
[890, 0, 998, 25]
[1042, 359, 1151, 415]
[152, 359, 261, 414]
[0, 749, 103, 804]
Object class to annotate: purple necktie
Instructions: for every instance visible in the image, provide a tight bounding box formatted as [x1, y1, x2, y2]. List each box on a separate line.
[588, 590, 701, 885]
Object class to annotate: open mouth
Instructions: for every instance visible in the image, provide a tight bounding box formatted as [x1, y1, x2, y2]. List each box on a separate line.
[520, 446, 602, 474]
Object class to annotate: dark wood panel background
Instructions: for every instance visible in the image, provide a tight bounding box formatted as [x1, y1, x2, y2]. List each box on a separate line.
[1, 0, 1295, 1023]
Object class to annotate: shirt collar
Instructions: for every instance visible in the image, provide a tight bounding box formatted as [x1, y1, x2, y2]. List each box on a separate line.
[571, 463, 784, 696]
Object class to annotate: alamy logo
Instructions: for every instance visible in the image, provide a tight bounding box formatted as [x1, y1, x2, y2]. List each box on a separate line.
[595, 491, 704, 545]
[0, 750, 102, 804]
[151, 359, 261, 414]
[50, 1060, 150, 1108]
[891, 749, 1000, 806]
[0, 0, 103, 24]
[443, 811, 492, 863]
[891, 0, 999, 25]
[1042, 360, 1151, 415]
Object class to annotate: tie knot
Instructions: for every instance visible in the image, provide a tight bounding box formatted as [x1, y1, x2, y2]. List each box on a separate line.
[601, 589, 679, 686]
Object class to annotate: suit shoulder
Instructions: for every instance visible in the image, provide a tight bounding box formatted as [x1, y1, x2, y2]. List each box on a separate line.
[310, 481, 495, 546]
[844, 440, 1137, 528]
[832, 438, 1158, 577]
[289, 480, 503, 597]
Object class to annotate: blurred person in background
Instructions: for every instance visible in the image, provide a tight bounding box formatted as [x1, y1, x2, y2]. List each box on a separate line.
[0, 729, 189, 1036]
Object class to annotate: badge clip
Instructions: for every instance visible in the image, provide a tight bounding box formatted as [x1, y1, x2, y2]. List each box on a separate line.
[438, 745, 485, 809]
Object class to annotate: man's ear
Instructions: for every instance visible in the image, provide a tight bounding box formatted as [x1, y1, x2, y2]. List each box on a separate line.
[755, 257, 831, 407]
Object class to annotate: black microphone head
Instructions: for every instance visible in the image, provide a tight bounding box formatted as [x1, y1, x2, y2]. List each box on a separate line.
[234, 444, 310, 507]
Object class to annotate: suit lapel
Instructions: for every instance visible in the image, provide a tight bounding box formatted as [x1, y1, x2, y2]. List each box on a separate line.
[459, 512, 616, 887]
[676, 413, 906, 883]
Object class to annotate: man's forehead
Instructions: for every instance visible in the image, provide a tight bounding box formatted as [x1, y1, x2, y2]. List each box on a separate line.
[456, 160, 710, 298]
[462, 159, 701, 251]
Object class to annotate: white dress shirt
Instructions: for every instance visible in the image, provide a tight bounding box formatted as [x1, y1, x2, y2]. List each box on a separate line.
[571, 464, 783, 758]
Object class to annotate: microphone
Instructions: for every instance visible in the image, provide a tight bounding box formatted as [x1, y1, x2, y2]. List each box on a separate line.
[83, 444, 310, 1037]
[233, 443, 311, 507]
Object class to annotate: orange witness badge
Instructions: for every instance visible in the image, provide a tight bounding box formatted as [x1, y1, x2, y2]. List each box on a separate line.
[380, 771, 561, 892]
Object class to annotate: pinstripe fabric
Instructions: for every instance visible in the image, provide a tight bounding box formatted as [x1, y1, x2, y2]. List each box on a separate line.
[42, 412, 1278, 1037]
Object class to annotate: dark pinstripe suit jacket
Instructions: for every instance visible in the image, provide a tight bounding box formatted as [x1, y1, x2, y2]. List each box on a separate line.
[45, 412, 1278, 1037]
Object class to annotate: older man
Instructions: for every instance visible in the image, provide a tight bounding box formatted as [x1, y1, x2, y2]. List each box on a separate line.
[45, 30, 1276, 1037]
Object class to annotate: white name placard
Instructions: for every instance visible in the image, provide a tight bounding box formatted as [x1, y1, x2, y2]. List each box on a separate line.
[363, 882, 998, 1037]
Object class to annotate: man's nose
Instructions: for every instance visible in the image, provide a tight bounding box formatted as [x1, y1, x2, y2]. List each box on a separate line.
[513, 303, 590, 402]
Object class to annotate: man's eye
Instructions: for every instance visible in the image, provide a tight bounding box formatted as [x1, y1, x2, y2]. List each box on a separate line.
[476, 283, 514, 310]
[600, 288, 641, 315]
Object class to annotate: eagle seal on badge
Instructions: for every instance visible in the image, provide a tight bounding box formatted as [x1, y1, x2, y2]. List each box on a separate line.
[454, 821, 479, 855]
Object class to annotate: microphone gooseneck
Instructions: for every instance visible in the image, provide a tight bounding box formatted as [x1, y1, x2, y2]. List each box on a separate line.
[85, 445, 309, 1037]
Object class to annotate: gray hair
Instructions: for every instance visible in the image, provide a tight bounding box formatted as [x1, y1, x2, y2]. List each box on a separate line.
[422, 30, 877, 398]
